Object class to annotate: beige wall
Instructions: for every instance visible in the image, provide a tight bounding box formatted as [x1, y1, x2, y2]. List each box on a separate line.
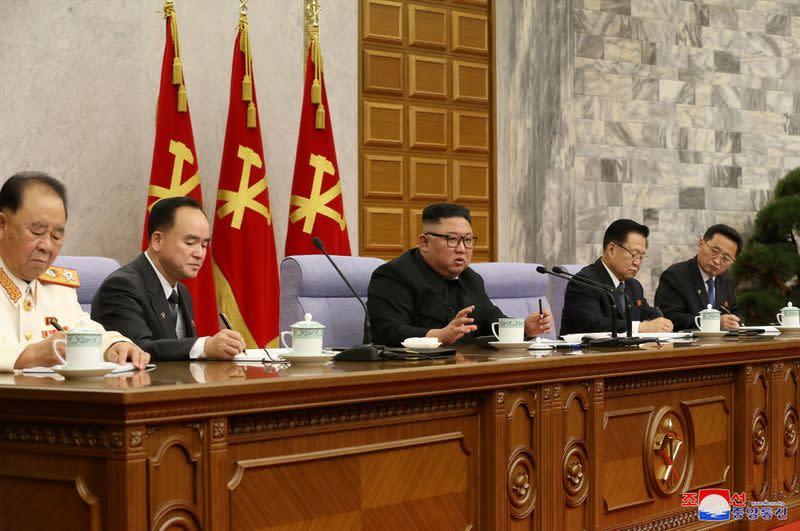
[0, 1, 358, 264]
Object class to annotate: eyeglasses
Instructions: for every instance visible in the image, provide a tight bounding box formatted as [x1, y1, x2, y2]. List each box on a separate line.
[425, 232, 478, 249]
[704, 241, 735, 264]
[613, 242, 647, 263]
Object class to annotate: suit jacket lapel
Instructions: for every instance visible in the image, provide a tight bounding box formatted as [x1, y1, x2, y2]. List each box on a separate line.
[135, 254, 177, 339]
[593, 260, 625, 317]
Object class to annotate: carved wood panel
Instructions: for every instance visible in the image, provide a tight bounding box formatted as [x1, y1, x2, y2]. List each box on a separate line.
[145, 424, 205, 531]
[226, 403, 478, 529]
[600, 369, 733, 530]
[360, 0, 495, 261]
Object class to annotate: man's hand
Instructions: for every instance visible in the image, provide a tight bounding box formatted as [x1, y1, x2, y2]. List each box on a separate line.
[639, 317, 674, 333]
[14, 332, 66, 369]
[106, 342, 150, 369]
[204, 329, 246, 360]
[721, 314, 741, 329]
[525, 309, 553, 337]
[426, 305, 477, 345]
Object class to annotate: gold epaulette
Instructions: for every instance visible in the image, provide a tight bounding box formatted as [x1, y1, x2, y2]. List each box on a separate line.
[38, 266, 80, 288]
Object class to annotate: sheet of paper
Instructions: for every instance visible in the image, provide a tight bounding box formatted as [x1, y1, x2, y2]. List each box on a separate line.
[234, 348, 291, 362]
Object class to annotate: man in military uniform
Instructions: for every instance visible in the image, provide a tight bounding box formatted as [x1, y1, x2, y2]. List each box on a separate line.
[0, 171, 150, 371]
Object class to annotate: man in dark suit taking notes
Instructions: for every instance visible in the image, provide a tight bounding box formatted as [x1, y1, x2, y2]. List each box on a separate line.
[654, 224, 742, 330]
[560, 219, 673, 336]
[91, 197, 244, 361]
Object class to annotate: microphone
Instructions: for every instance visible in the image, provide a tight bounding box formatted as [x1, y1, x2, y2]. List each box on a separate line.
[538, 266, 645, 347]
[312, 237, 382, 361]
[537, 266, 620, 340]
[552, 265, 633, 338]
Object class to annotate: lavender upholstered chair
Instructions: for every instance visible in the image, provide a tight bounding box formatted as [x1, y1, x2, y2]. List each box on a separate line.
[469, 262, 556, 340]
[280, 255, 385, 348]
[548, 264, 587, 337]
[53, 256, 122, 312]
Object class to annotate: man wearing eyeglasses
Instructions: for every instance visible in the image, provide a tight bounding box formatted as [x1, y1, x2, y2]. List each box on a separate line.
[367, 203, 553, 346]
[654, 224, 742, 330]
[560, 219, 673, 335]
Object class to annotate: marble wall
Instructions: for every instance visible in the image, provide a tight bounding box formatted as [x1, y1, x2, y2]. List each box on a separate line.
[498, 0, 796, 298]
[0, 0, 358, 264]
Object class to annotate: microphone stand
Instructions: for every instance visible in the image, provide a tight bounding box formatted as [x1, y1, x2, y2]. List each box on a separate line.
[312, 237, 383, 361]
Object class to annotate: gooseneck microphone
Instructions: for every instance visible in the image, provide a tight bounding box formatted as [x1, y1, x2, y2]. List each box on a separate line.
[552, 265, 633, 338]
[536, 266, 620, 340]
[312, 237, 382, 361]
[537, 266, 645, 347]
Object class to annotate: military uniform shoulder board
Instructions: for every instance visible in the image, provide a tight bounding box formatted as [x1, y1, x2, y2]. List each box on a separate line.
[38, 266, 81, 288]
[0, 267, 22, 303]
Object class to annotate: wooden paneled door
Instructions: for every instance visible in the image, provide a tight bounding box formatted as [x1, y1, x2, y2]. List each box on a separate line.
[359, 0, 495, 261]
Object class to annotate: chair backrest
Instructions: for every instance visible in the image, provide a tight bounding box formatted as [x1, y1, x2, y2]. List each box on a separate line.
[548, 263, 587, 337]
[53, 255, 122, 312]
[469, 262, 556, 340]
[280, 255, 385, 348]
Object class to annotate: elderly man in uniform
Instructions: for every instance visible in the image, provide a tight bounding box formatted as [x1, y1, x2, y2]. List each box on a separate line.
[367, 203, 553, 346]
[0, 172, 150, 371]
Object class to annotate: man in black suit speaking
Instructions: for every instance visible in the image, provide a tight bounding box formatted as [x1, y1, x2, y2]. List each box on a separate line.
[654, 224, 742, 330]
[91, 197, 245, 361]
[367, 203, 553, 346]
[560, 219, 673, 335]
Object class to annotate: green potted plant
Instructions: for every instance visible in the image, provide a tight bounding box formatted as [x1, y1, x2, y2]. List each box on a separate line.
[733, 169, 800, 324]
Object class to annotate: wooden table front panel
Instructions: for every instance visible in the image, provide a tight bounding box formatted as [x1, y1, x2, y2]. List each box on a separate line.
[218, 394, 480, 530]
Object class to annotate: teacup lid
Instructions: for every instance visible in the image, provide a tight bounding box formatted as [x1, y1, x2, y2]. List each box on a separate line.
[701, 304, 720, 314]
[291, 313, 325, 329]
[782, 302, 796, 311]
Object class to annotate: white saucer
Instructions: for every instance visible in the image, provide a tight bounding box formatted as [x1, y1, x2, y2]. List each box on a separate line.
[778, 325, 800, 333]
[401, 340, 442, 349]
[280, 350, 336, 364]
[52, 363, 116, 378]
[692, 330, 728, 338]
[489, 341, 533, 350]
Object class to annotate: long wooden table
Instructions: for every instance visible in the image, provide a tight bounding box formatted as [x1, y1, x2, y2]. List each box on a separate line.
[2, 336, 800, 530]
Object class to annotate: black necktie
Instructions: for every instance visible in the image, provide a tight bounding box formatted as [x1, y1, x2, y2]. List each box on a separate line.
[617, 282, 626, 315]
[168, 289, 179, 331]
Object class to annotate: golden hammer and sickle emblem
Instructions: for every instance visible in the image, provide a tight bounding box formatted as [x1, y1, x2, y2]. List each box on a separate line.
[654, 418, 683, 485]
[289, 154, 346, 234]
[147, 140, 202, 210]
[216, 145, 272, 229]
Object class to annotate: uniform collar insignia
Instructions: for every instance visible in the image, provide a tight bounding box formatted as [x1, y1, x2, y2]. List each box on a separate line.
[0, 267, 22, 304]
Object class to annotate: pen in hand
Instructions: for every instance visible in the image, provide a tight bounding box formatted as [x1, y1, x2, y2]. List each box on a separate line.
[219, 312, 233, 330]
[538, 298, 544, 319]
[50, 318, 65, 332]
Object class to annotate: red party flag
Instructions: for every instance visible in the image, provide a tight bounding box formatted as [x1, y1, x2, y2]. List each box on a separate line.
[211, 11, 279, 348]
[142, 1, 219, 336]
[285, 27, 351, 256]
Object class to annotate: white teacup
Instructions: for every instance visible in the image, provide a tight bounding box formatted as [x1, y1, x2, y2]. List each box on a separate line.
[695, 304, 721, 332]
[52, 329, 104, 369]
[280, 313, 325, 356]
[778, 302, 800, 327]
[491, 317, 525, 343]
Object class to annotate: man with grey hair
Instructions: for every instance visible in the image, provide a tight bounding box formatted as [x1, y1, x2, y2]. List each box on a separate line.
[0, 171, 150, 371]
